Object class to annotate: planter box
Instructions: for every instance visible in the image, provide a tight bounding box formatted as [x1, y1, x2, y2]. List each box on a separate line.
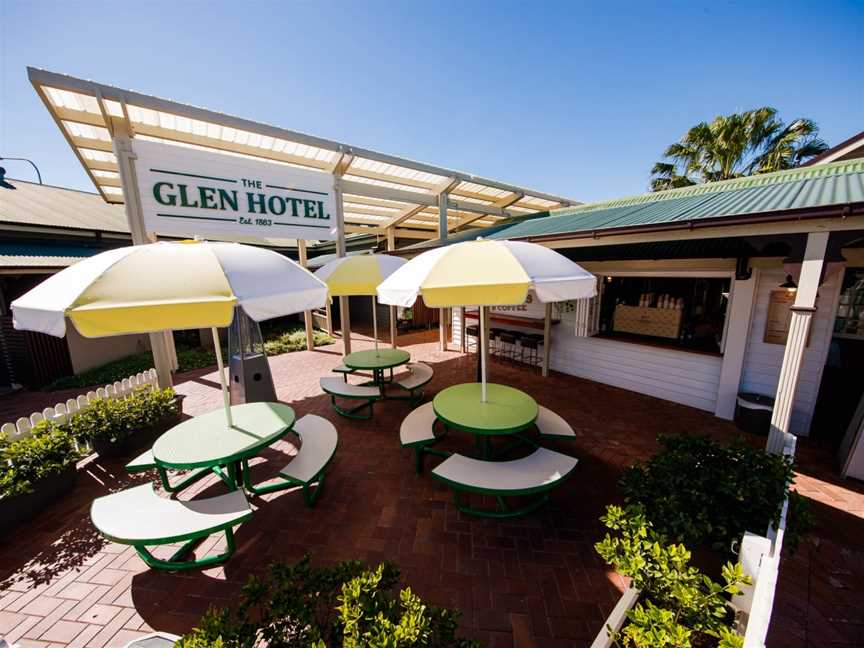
[0, 463, 78, 528]
[91, 402, 184, 459]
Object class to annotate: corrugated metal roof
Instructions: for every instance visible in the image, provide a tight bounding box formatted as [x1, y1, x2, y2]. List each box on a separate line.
[0, 179, 129, 233]
[0, 255, 86, 268]
[494, 159, 864, 240]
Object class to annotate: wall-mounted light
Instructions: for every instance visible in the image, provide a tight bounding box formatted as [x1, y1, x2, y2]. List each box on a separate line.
[779, 274, 797, 291]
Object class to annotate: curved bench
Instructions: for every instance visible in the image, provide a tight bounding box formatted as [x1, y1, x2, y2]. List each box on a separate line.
[320, 376, 380, 419]
[332, 363, 356, 382]
[125, 449, 211, 493]
[400, 402, 449, 473]
[241, 414, 338, 506]
[431, 448, 578, 518]
[394, 362, 434, 403]
[535, 406, 576, 439]
[90, 483, 251, 571]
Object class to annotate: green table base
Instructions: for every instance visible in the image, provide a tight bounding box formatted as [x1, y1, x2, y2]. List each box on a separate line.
[344, 348, 411, 401]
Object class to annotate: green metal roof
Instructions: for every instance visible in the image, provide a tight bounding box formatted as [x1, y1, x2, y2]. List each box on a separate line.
[489, 159, 864, 241]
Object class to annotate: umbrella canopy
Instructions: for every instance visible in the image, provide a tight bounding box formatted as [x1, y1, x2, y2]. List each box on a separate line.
[12, 240, 328, 427]
[314, 254, 406, 297]
[376, 239, 596, 402]
[314, 254, 406, 353]
[12, 240, 327, 337]
[376, 239, 596, 308]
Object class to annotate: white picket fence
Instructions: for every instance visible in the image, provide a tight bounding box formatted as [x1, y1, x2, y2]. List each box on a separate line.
[0, 369, 159, 451]
[591, 431, 799, 648]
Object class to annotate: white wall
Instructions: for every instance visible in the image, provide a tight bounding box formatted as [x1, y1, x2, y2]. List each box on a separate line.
[740, 268, 841, 435]
[66, 325, 150, 374]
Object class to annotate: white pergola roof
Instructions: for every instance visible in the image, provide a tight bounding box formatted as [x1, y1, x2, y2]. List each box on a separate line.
[29, 68, 578, 241]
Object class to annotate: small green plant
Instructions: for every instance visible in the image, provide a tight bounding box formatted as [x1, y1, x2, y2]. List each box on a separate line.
[176, 555, 480, 648]
[263, 327, 333, 355]
[620, 434, 807, 553]
[0, 421, 81, 497]
[66, 387, 179, 444]
[595, 505, 749, 648]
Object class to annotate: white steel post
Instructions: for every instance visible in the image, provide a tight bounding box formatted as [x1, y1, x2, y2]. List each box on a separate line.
[714, 271, 759, 419]
[333, 171, 352, 355]
[297, 240, 315, 352]
[438, 192, 448, 351]
[480, 306, 488, 403]
[112, 129, 174, 389]
[386, 227, 398, 348]
[542, 303, 552, 377]
[766, 232, 829, 453]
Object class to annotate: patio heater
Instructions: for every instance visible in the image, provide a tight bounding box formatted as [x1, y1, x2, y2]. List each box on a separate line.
[227, 306, 277, 405]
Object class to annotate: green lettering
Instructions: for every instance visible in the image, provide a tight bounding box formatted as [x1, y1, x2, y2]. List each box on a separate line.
[178, 184, 199, 208]
[317, 200, 330, 220]
[218, 188, 238, 211]
[267, 195, 287, 216]
[303, 199, 317, 218]
[198, 186, 217, 209]
[287, 197, 302, 218]
[246, 192, 267, 214]
[153, 182, 176, 206]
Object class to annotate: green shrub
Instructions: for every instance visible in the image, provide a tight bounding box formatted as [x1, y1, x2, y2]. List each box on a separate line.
[595, 505, 748, 648]
[176, 555, 480, 648]
[263, 327, 333, 355]
[66, 387, 179, 444]
[620, 434, 807, 553]
[0, 421, 82, 497]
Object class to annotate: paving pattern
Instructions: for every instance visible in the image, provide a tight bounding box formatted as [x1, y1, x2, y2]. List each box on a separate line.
[0, 330, 862, 647]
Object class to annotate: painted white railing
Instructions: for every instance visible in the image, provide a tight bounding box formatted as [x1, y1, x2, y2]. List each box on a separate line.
[0, 369, 159, 451]
[592, 432, 798, 648]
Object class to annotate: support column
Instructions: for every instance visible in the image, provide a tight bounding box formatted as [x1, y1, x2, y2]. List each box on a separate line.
[767, 232, 829, 453]
[714, 271, 759, 419]
[438, 193, 448, 351]
[386, 227, 398, 348]
[542, 303, 552, 377]
[333, 172, 351, 355]
[112, 129, 174, 388]
[297, 240, 316, 352]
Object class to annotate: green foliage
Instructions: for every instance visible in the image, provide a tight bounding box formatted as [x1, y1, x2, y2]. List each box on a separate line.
[595, 505, 749, 648]
[649, 107, 828, 191]
[0, 420, 81, 497]
[66, 387, 179, 444]
[263, 326, 333, 356]
[620, 434, 805, 553]
[176, 555, 480, 648]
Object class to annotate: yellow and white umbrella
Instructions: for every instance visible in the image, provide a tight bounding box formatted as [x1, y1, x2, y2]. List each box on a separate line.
[377, 239, 596, 401]
[314, 254, 406, 353]
[12, 240, 328, 425]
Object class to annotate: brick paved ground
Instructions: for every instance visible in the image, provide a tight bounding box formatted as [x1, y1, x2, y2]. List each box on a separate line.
[1, 329, 862, 647]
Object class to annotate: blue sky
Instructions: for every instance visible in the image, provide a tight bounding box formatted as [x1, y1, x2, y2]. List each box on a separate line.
[1, 0, 862, 203]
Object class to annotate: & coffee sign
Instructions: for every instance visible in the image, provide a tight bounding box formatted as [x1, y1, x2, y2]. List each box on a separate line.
[133, 139, 337, 241]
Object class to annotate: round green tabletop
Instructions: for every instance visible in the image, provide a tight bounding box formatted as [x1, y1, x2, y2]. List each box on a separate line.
[152, 401, 295, 470]
[433, 383, 538, 436]
[344, 348, 410, 370]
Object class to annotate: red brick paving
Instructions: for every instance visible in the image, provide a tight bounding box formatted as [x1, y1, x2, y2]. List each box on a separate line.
[1, 329, 862, 647]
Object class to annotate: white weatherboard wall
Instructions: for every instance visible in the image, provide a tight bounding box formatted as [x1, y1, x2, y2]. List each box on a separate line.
[740, 268, 841, 435]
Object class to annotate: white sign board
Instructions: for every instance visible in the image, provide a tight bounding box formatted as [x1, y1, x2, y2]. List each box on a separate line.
[489, 290, 546, 319]
[132, 139, 337, 241]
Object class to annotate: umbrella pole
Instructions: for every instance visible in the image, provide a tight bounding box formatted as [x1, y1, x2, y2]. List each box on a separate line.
[211, 327, 234, 428]
[372, 295, 379, 355]
[480, 306, 488, 403]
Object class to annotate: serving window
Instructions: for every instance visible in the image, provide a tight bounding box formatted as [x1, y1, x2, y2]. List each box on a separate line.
[597, 276, 731, 354]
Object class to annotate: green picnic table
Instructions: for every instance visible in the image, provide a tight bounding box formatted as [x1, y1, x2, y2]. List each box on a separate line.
[433, 383, 539, 459]
[344, 348, 411, 396]
[152, 401, 295, 491]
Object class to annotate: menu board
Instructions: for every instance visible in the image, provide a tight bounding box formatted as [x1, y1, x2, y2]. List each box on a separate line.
[764, 290, 805, 345]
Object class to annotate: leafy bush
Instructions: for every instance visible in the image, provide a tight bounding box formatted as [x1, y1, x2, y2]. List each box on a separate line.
[176, 555, 480, 648]
[263, 326, 333, 356]
[620, 434, 807, 553]
[0, 421, 81, 497]
[595, 505, 748, 648]
[66, 387, 179, 444]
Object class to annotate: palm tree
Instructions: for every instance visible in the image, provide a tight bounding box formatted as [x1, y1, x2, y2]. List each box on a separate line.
[649, 107, 828, 192]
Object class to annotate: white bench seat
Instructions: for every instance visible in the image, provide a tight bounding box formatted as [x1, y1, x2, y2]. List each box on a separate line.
[395, 363, 434, 391]
[90, 483, 251, 570]
[125, 449, 156, 473]
[432, 448, 578, 518]
[125, 448, 212, 493]
[279, 415, 338, 485]
[535, 406, 576, 438]
[400, 402, 437, 448]
[320, 376, 380, 420]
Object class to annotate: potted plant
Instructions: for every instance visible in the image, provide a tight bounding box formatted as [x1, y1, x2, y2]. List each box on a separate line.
[0, 420, 82, 527]
[68, 387, 183, 458]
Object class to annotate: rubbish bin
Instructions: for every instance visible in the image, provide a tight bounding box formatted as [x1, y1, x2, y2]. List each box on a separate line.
[734, 392, 775, 436]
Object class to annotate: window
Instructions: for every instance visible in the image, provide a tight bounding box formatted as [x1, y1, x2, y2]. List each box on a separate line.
[597, 276, 731, 354]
